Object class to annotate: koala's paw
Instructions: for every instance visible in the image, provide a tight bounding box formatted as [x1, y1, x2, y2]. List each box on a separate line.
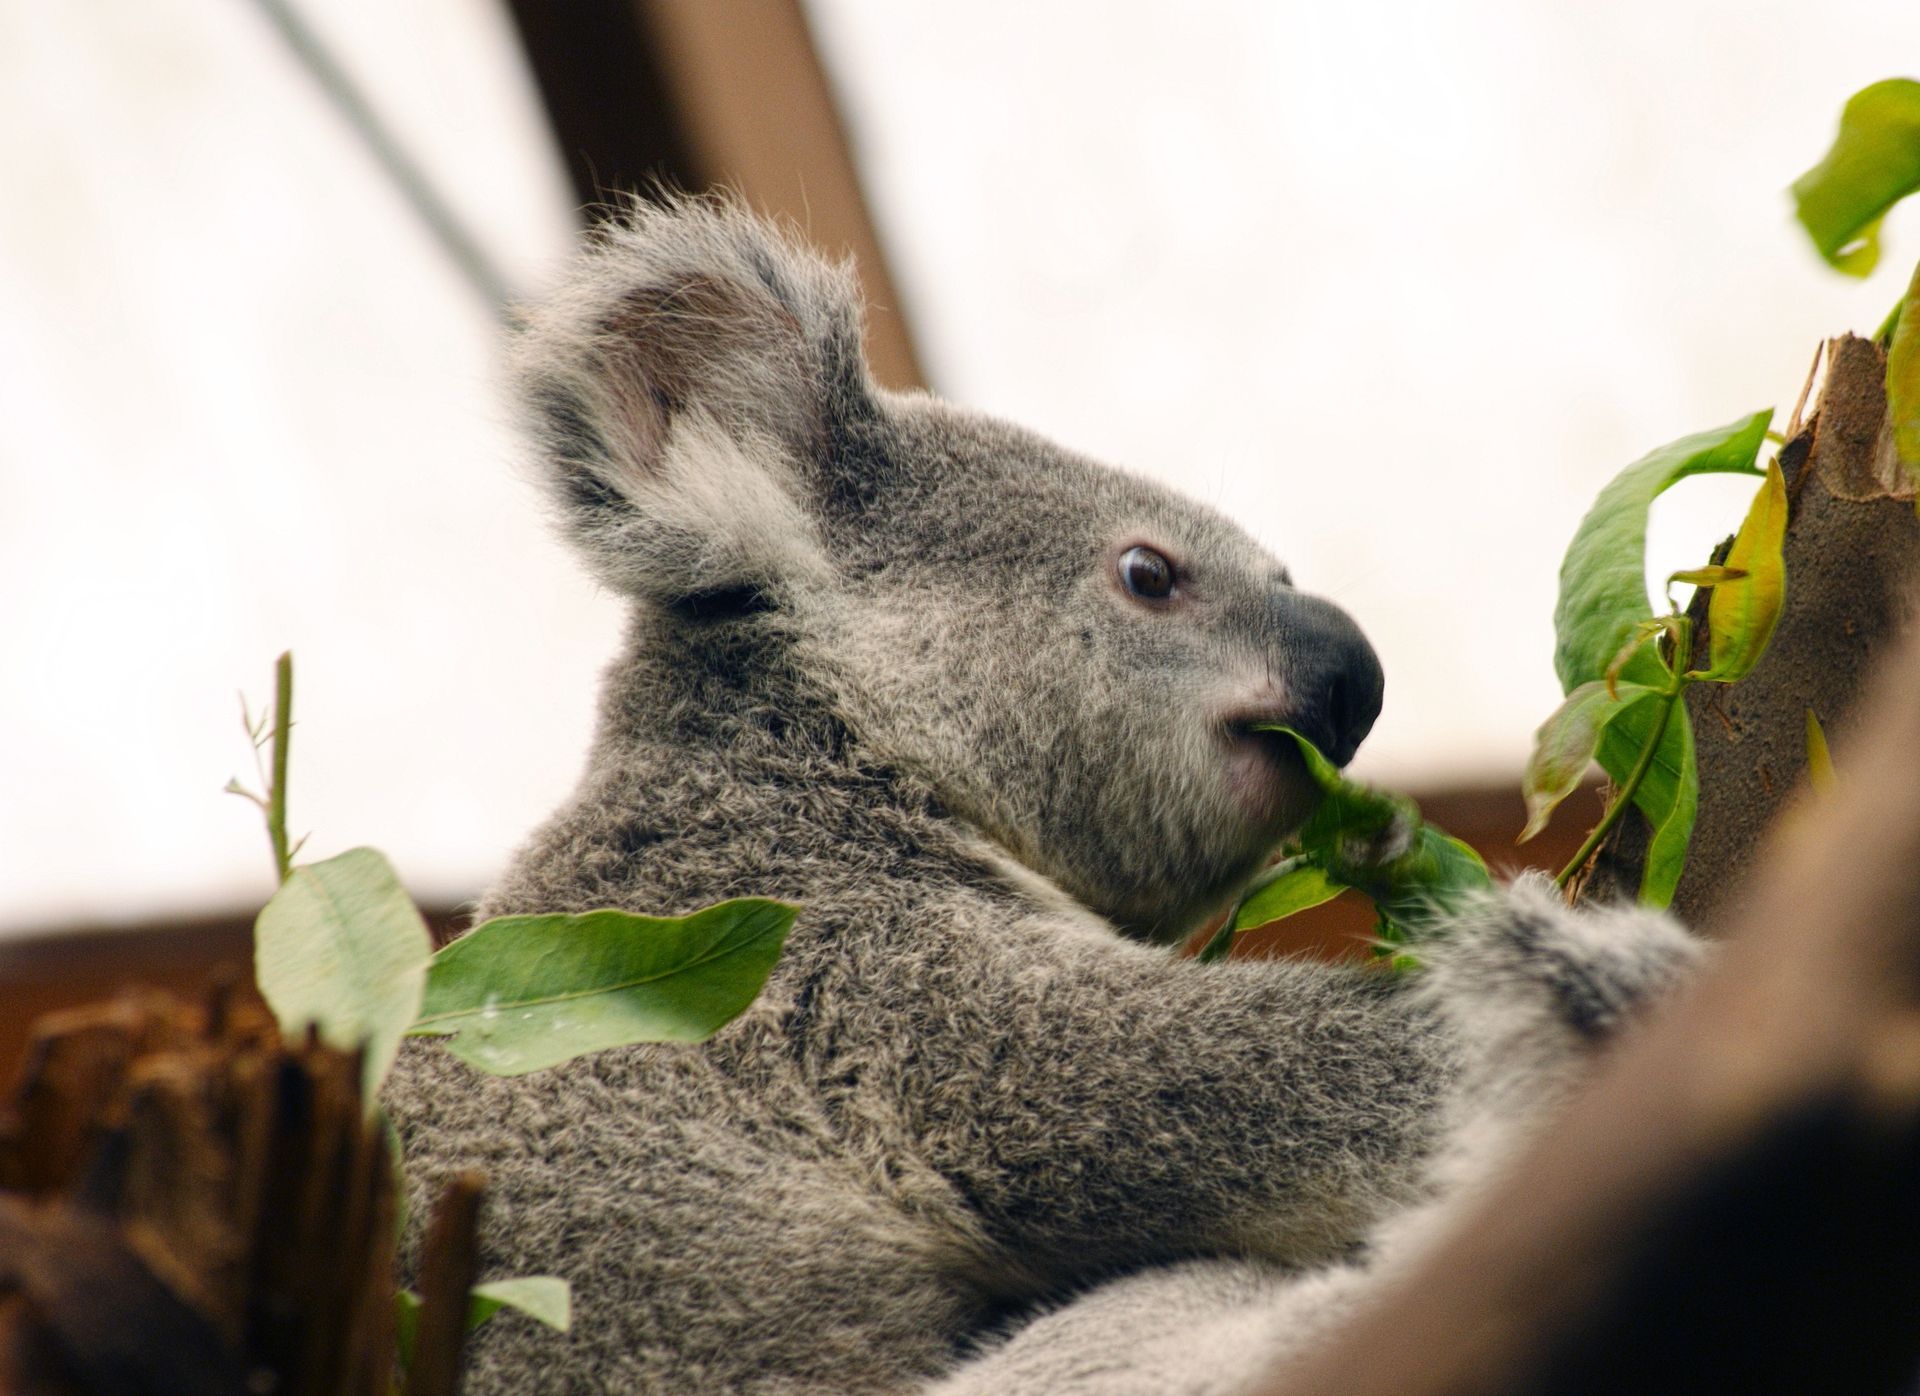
[1412, 872, 1704, 1092]
[1330, 803, 1418, 876]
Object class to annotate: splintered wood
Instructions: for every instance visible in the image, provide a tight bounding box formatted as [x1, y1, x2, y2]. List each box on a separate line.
[0, 987, 479, 1396]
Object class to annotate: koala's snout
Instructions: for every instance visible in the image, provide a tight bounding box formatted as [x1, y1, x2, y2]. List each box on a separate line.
[1270, 593, 1383, 769]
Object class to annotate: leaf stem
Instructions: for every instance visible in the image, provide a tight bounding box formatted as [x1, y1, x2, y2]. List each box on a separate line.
[268, 651, 294, 883]
[1555, 679, 1682, 891]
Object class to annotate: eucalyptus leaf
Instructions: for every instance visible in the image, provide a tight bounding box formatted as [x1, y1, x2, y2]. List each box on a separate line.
[1521, 681, 1660, 842]
[253, 846, 432, 1102]
[1341, 826, 1492, 939]
[1197, 854, 1348, 964]
[409, 899, 797, 1076]
[1697, 461, 1788, 683]
[469, 1276, 572, 1333]
[1231, 857, 1346, 932]
[393, 1277, 571, 1369]
[1269, 728, 1405, 851]
[1790, 78, 1920, 277]
[1552, 411, 1772, 695]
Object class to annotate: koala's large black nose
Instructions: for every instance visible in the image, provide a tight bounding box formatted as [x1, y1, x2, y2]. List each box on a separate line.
[1276, 593, 1384, 769]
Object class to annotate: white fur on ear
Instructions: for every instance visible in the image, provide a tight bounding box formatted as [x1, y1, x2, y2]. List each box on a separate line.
[576, 407, 828, 603]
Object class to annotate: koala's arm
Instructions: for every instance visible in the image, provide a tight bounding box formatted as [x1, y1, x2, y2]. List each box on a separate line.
[897, 874, 1702, 1280]
[920, 876, 1704, 1394]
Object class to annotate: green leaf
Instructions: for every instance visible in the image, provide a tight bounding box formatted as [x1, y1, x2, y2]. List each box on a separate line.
[1553, 412, 1773, 695]
[1197, 855, 1348, 964]
[1697, 460, 1788, 683]
[1805, 708, 1837, 793]
[393, 1277, 571, 1369]
[1231, 857, 1346, 932]
[1791, 78, 1920, 277]
[1886, 258, 1920, 482]
[1593, 693, 1697, 908]
[408, 899, 797, 1076]
[1521, 681, 1661, 842]
[468, 1276, 572, 1333]
[253, 847, 432, 1102]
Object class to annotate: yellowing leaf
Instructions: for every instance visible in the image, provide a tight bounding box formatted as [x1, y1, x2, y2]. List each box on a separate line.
[1521, 681, 1660, 842]
[1667, 565, 1748, 588]
[1698, 461, 1788, 683]
[1806, 708, 1837, 793]
[394, 1277, 570, 1370]
[468, 1277, 571, 1333]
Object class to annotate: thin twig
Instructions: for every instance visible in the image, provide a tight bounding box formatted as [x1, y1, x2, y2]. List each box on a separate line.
[243, 0, 516, 317]
[1556, 682, 1681, 890]
[269, 651, 294, 883]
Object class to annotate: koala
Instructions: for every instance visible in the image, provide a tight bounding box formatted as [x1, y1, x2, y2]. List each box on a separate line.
[382, 196, 1702, 1394]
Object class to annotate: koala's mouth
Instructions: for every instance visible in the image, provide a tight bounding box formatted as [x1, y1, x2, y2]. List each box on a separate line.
[1224, 718, 1301, 762]
[1220, 717, 1319, 830]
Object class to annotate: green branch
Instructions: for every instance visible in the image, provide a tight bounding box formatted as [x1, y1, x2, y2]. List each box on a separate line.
[268, 650, 294, 883]
[1555, 680, 1681, 890]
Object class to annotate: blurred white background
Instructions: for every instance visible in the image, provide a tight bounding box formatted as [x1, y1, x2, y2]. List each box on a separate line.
[3, 1, 1916, 935]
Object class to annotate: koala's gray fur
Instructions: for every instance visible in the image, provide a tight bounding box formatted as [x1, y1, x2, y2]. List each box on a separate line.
[382, 197, 1702, 1394]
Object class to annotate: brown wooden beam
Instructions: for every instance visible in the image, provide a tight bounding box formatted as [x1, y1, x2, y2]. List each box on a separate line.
[502, 0, 927, 391]
[500, 0, 698, 211]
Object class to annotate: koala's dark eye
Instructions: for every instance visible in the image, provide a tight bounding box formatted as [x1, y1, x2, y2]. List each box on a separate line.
[1118, 546, 1176, 600]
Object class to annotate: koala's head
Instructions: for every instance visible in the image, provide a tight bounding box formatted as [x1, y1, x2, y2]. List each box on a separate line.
[517, 198, 1382, 942]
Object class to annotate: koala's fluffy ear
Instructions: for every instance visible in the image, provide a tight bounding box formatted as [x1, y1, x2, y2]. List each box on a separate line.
[512, 196, 868, 605]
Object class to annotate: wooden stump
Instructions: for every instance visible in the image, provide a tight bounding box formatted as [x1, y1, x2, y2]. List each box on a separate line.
[0, 987, 480, 1396]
